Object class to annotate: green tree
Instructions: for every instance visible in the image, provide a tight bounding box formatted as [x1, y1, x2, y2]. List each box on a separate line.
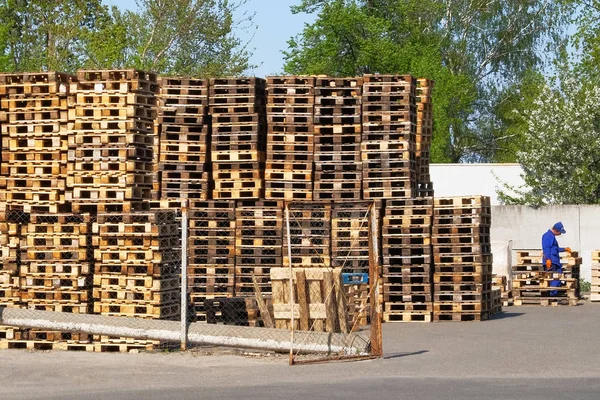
[0, 0, 110, 73]
[499, 73, 600, 205]
[284, 0, 571, 163]
[119, 0, 255, 77]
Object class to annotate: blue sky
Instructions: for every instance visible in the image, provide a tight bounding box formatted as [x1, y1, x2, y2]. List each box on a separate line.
[102, 0, 315, 77]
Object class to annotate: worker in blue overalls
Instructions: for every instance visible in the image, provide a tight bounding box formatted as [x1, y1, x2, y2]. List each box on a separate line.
[541, 222, 571, 296]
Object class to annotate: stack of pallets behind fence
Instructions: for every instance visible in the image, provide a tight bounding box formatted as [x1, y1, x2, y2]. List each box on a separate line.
[0, 72, 74, 213]
[20, 213, 92, 314]
[512, 249, 579, 306]
[313, 77, 363, 201]
[235, 200, 283, 297]
[362, 75, 416, 199]
[187, 201, 236, 321]
[331, 202, 370, 274]
[382, 198, 433, 322]
[0, 209, 20, 309]
[432, 196, 492, 321]
[210, 78, 266, 200]
[416, 78, 434, 197]
[68, 70, 157, 213]
[265, 76, 314, 201]
[158, 77, 210, 200]
[93, 211, 180, 319]
[284, 202, 331, 268]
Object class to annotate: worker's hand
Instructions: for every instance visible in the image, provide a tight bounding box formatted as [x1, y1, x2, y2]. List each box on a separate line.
[545, 259, 552, 269]
[565, 247, 572, 253]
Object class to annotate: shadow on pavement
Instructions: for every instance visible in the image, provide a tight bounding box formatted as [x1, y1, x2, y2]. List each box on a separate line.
[489, 312, 525, 320]
[383, 350, 429, 360]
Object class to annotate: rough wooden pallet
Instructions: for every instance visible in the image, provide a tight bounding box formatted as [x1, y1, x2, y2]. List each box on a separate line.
[433, 312, 488, 322]
[271, 267, 350, 333]
[383, 312, 431, 323]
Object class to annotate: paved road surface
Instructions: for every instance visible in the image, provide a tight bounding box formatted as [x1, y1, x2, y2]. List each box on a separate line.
[2, 304, 600, 400]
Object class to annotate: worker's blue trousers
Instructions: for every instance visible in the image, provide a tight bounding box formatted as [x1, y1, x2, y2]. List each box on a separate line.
[549, 264, 563, 296]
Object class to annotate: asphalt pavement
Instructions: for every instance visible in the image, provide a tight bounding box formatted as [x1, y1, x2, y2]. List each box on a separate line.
[2, 304, 600, 400]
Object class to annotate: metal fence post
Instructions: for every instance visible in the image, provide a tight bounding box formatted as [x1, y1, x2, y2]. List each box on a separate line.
[181, 200, 189, 350]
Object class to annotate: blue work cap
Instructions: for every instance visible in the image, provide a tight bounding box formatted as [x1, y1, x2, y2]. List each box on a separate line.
[553, 222, 566, 234]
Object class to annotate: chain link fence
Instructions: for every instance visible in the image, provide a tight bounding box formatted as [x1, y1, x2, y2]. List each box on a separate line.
[0, 201, 381, 362]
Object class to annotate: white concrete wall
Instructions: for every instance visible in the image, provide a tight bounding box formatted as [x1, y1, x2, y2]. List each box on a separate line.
[491, 205, 599, 281]
[430, 163, 525, 205]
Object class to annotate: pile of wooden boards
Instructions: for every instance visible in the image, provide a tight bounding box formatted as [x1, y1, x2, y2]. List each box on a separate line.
[265, 76, 314, 201]
[93, 211, 180, 319]
[209, 77, 266, 200]
[158, 77, 210, 200]
[0, 209, 21, 309]
[187, 201, 236, 321]
[415, 79, 434, 197]
[382, 198, 433, 322]
[0, 72, 73, 213]
[331, 202, 370, 273]
[362, 75, 416, 199]
[432, 196, 493, 321]
[511, 249, 580, 306]
[313, 77, 363, 201]
[68, 70, 157, 213]
[493, 274, 513, 307]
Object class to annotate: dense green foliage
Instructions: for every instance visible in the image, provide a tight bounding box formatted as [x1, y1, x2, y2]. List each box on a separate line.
[0, 0, 254, 76]
[284, 0, 572, 163]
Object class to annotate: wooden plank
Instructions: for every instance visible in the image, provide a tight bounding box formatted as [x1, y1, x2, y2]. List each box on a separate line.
[295, 269, 310, 331]
[334, 272, 349, 334]
[322, 270, 337, 333]
[252, 275, 273, 328]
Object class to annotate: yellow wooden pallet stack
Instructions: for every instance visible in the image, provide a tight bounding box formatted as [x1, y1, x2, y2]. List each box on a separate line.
[92, 211, 180, 319]
[0, 72, 74, 213]
[158, 77, 210, 200]
[265, 76, 314, 201]
[68, 69, 158, 213]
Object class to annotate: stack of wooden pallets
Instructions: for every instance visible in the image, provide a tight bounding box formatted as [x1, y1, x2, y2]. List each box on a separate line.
[20, 213, 92, 314]
[511, 249, 579, 306]
[209, 77, 266, 200]
[265, 76, 314, 201]
[68, 69, 157, 213]
[382, 198, 433, 322]
[331, 202, 370, 274]
[415, 79, 434, 197]
[284, 202, 331, 268]
[234, 200, 283, 297]
[92, 211, 180, 319]
[0, 209, 20, 309]
[432, 196, 492, 321]
[592, 251, 600, 302]
[0, 72, 74, 213]
[362, 75, 416, 199]
[158, 77, 210, 200]
[493, 274, 513, 306]
[313, 77, 363, 201]
[187, 201, 236, 321]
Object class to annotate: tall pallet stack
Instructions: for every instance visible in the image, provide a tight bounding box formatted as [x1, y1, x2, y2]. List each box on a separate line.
[592, 251, 600, 302]
[511, 249, 579, 306]
[362, 75, 417, 199]
[235, 200, 283, 296]
[265, 76, 314, 201]
[331, 202, 370, 274]
[20, 213, 92, 314]
[209, 77, 266, 200]
[93, 211, 180, 319]
[432, 196, 492, 322]
[313, 77, 363, 201]
[0, 72, 73, 213]
[284, 202, 331, 269]
[0, 209, 20, 309]
[68, 69, 157, 213]
[382, 198, 433, 322]
[187, 201, 236, 321]
[415, 79, 434, 197]
[158, 77, 210, 201]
